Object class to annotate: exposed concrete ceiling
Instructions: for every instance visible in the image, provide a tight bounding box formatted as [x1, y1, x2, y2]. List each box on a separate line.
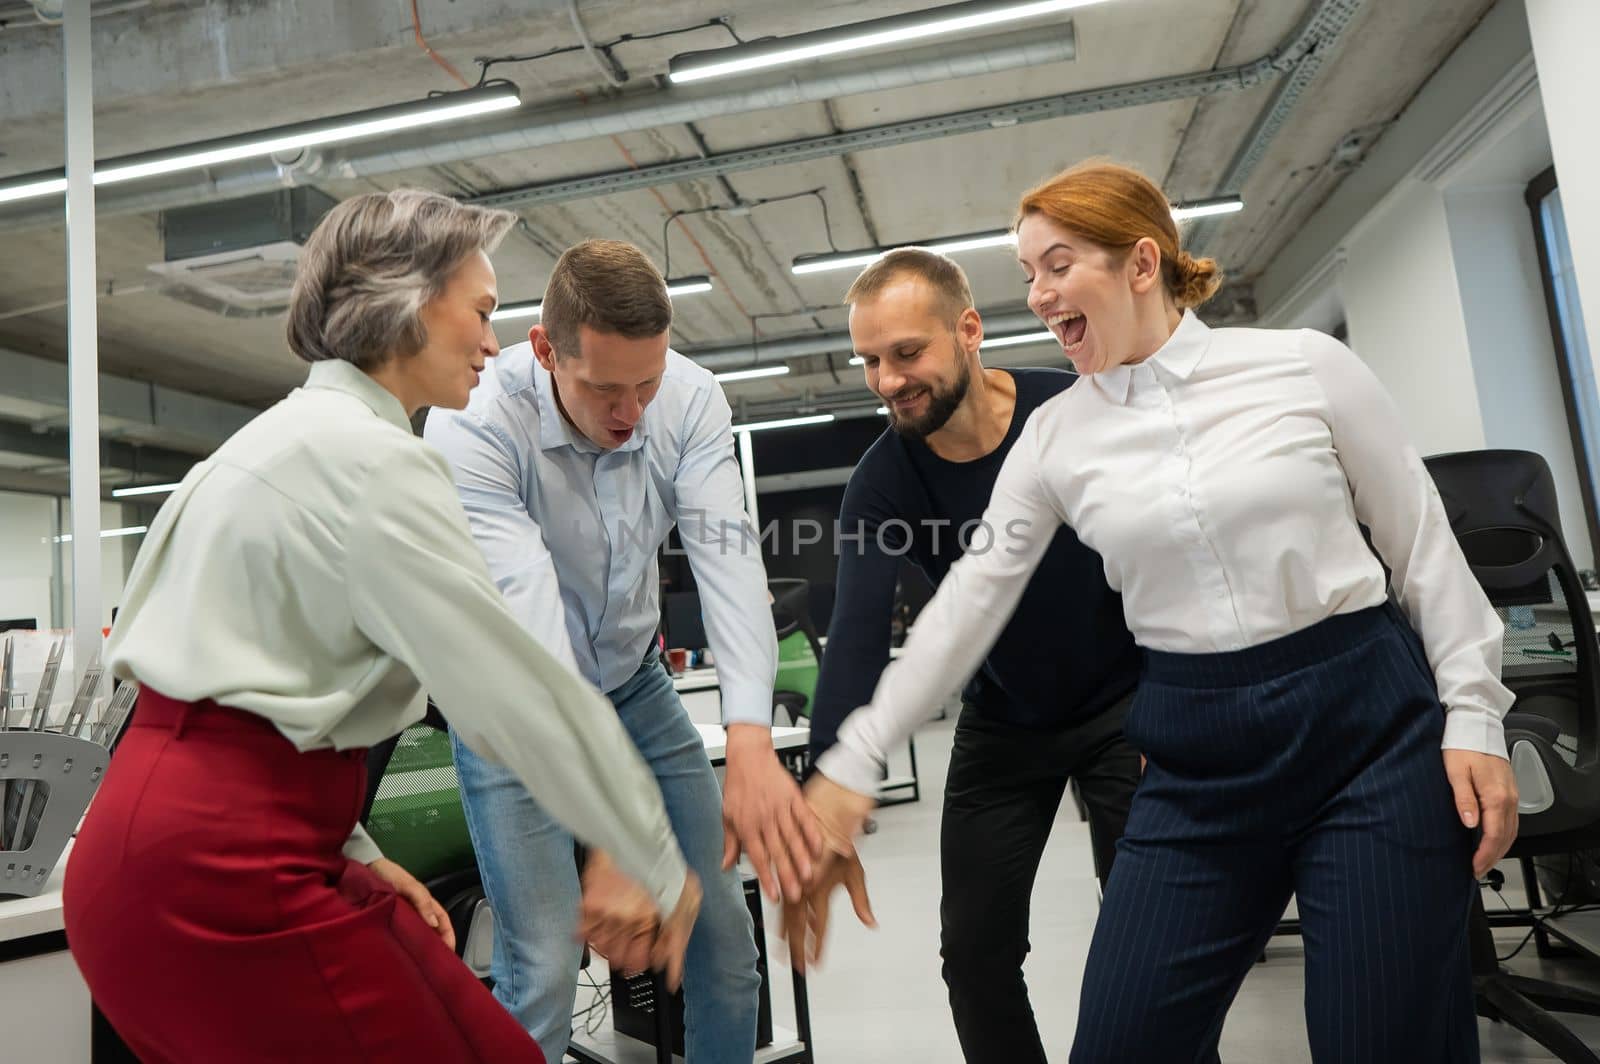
[0, 0, 1500, 479]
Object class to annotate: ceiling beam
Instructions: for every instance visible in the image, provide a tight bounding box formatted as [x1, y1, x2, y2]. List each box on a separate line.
[0, 346, 255, 453]
[0, 415, 197, 480]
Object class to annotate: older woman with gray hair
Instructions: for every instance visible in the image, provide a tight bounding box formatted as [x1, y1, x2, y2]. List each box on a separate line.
[64, 189, 700, 1064]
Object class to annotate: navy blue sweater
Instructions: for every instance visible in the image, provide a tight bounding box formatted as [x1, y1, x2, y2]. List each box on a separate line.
[808, 368, 1140, 761]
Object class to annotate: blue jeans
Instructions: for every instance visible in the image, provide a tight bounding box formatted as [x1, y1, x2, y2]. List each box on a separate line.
[452, 660, 760, 1063]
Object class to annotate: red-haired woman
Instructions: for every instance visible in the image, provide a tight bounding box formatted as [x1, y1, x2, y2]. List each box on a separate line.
[799, 162, 1517, 1062]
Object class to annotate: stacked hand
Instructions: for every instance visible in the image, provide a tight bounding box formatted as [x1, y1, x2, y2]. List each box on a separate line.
[720, 724, 825, 902]
[779, 773, 878, 972]
[578, 850, 703, 991]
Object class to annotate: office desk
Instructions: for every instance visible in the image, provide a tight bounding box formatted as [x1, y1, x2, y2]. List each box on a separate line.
[0, 839, 93, 1062]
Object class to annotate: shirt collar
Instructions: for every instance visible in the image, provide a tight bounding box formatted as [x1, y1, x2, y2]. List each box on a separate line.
[303, 360, 412, 433]
[1090, 309, 1212, 406]
[531, 358, 649, 455]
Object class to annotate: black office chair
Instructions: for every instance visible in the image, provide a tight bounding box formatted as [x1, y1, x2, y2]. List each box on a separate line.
[1426, 449, 1600, 1062]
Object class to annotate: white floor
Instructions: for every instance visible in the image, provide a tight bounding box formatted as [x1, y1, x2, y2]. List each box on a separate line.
[582, 713, 1600, 1061]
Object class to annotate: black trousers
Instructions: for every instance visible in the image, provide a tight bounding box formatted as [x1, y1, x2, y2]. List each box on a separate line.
[940, 694, 1140, 1064]
[1071, 604, 1477, 1063]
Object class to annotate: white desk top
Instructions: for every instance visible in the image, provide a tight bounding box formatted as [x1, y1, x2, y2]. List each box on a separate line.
[696, 724, 809, 764]
[0, 838, 71, 944]
[672, 668, 721, 693]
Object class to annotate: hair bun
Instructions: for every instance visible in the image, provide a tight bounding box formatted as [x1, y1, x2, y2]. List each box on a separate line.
[1172, 250, 1223, 309]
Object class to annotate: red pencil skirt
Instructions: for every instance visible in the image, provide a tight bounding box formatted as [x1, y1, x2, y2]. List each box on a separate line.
[63, 688, 543, 1063]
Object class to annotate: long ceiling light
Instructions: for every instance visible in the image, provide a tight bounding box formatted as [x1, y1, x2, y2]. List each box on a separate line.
[669, 0, 1107, 85]
[0, 84, 522, 206]
[732, 413, 836, 433]
[51, 525, 149, 544]
[981, 329, 1055, 349]
[111, 482, 181, 498]
[794, 230, 1015, 276]
[715, 365, 791, 383]
[491, 275, 714, 322]
[1172, 195, 1246, 220]
[847, 328, 1058, 365]
[792, 196, 1245, 277]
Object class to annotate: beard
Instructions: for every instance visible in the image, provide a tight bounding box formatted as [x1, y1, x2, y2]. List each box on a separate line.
[886, 353, 971, 441]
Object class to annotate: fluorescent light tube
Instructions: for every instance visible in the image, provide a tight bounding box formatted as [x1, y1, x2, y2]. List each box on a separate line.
[0, 85, 520, 206]
[490, 301, 542, 322]
[732, 413, 836, 433]
[1172, 196, 1244, 221]
[666, 276, 715, 297]
[110, 482, 181, 498]
[52, 525, 149, 543]
[670, 0, 1106, 84]
[793, 229, 1015, 276]
[715, 365, 791, 383]
[981, 330, 1056, 349]
[491, 276, 713, 323]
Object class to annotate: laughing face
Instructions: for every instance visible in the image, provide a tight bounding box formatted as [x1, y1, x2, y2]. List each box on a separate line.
[848, 276, 978, 442]
[1017, 212, 1152, 376]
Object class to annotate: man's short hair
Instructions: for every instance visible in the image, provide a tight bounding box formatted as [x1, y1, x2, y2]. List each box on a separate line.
[843, 247, 975, 329]
[541, 239, 673, 357]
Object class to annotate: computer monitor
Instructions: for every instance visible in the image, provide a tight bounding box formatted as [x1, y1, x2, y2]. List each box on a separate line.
[662, 592, 707, 650]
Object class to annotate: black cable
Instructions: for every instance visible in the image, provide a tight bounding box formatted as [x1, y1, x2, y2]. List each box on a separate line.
[661, 187, 833, 280]
[810, 188, 840, 252]
[1488, 852, 1600, 963]
[475, 16, 744, 85]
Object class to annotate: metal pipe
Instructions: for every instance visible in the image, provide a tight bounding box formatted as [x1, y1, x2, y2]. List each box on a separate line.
[63, 0, 102, 686]
[0, 23, 1076, 230]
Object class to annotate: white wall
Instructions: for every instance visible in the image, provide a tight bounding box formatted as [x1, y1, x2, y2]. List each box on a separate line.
[1444, 180, 1594, 564]
[0, 492, 57, 627]
[0, 491, 134, 630]
[1340, 178, 1487, 457]
[1260, 0, 1596, 566]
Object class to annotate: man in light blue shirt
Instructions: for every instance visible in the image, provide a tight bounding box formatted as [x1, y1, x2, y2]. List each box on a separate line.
[425, 239, 821, 1062]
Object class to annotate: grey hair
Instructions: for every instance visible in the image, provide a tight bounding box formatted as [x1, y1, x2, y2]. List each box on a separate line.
[287, 189, 517, 369]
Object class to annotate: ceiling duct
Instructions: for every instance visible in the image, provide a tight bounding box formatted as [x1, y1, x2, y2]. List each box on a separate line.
[148, 187, 335, 318]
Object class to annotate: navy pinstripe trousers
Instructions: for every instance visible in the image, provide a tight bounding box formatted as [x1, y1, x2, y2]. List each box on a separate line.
[1070, 603, 1478, 1063]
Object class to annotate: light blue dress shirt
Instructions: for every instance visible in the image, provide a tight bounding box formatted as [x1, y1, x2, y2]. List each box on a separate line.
[424, 341, 777, 727]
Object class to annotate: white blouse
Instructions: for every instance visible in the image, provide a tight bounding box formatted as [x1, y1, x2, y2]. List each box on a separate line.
[817, 312, 1514, 798]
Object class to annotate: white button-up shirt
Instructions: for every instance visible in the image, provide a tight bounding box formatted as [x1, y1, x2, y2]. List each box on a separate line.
[424, 342, 777, 727]
[106, 360, 688, 912]
[819, 312, 1514, 796]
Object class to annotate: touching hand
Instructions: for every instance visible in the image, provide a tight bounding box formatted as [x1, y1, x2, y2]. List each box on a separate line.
[369, 857, 456, 952]
[1442, 748, 1520, 879]
[577, 850, 659, 976]
[779, 772, 879, 972]
[649, 870, 703, 992]
[721, 725, 824, 903]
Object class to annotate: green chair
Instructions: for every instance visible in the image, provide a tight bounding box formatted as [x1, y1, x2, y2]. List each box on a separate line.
[769, 578, 822, 727]
[362, 711, 493, 975]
